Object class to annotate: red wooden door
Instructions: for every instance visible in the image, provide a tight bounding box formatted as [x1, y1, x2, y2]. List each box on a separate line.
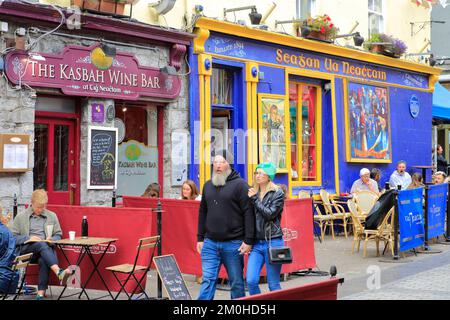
[34, 118, 78, 205]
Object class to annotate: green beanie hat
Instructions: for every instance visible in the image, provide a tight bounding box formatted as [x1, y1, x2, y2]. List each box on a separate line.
[256, 162, 277, 181]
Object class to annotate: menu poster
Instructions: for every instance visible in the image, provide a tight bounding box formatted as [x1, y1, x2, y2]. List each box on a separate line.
[3, 144, 28, 169]
[153, 254, 191, 300]
[87, 126, 118, 189]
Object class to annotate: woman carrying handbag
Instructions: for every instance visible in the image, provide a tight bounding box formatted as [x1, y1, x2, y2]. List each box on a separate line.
[247, 162, 286, 295]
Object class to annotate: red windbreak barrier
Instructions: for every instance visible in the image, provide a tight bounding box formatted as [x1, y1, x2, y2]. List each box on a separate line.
[26, 205, 154, 293]
[122, 197, 317, 277]
[239, 278, 343, 300]
[281, 198, 317, 273]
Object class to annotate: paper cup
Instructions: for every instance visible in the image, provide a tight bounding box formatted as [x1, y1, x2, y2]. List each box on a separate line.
[69, 231, 76, 241]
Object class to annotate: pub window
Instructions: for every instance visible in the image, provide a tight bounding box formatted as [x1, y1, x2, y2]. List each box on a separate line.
[368, 0, 384, 36]
[212, 68, 233, 106]
[289, 82, 321, 185]
[296, 0, 317, 20]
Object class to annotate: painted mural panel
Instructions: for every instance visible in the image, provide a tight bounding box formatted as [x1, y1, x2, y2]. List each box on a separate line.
[345, 81, 391, 163]
[259, 95, 288, 171]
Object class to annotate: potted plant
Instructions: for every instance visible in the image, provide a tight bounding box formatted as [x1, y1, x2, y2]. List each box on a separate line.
[364, 33, 408, 58]
[299, 14, 339, 42]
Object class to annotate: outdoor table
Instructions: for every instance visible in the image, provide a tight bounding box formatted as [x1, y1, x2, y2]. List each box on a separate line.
[54, 237, 118, 300]
[412, 165, 435, 184]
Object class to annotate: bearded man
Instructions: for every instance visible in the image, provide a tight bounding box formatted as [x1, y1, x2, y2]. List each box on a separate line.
[196, 149, 255, 300]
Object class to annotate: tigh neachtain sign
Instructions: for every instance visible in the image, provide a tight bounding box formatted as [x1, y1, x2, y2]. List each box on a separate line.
[5, 45, 181, 100]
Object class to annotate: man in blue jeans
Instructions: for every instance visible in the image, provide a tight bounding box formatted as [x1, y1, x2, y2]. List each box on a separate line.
[197, 150, 255, 300]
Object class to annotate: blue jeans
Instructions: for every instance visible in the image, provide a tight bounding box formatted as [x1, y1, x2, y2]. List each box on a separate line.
[246, 238, 284, 295]
[197, 238, 245, 300]
[21, 242, 58, 291]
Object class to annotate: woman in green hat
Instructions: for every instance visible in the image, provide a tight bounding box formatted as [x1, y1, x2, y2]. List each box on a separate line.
[247, 162, 285, 295]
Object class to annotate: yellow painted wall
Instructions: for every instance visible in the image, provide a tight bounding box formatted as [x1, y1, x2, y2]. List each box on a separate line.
[41, 0, 431, 57]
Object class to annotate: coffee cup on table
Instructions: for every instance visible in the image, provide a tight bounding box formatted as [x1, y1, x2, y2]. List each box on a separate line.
[69, 231, 76, 241]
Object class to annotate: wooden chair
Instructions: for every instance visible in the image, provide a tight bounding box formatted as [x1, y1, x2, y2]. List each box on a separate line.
[312, 200, 335, 241]
[347, 200, 366, 254]
[1, 253, 33, 300]
[353, 190, 379, 216]
[298, 190, 311, 199]
[317, 189, 351, 238]
[348, 201, 394, 258]
[106, 236, 160, 300]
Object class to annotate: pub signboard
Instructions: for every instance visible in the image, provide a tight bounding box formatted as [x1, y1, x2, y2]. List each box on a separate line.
[5, 44, 181, 100]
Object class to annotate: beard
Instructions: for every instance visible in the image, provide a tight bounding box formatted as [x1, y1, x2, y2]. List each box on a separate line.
[212, 168, 232, 187]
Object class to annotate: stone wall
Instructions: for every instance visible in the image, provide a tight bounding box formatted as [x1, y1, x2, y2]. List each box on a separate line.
[0, 66, 36, 211]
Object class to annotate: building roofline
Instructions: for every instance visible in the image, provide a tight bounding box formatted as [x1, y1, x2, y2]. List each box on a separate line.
[0, 0, 194, 46]
[195, 17, 441, 76]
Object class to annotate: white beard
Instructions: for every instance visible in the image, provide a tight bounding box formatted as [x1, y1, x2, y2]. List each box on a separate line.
[212, 168, 232, 187]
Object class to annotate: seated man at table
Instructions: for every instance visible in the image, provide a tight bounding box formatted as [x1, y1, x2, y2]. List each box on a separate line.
[350, 168, 379, 194]
[11, 189, 72, 300]
[433, 171, 447, 184]
[389, 160, 412, 190]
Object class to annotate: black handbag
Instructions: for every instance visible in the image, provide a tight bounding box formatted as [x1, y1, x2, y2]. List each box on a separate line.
[267, 222, 293, 265]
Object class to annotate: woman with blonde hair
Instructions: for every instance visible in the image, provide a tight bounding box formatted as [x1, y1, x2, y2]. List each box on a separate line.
[180, 180, 201, 200]
[247, 162, 285, 295]
[408, 173, 424, 189]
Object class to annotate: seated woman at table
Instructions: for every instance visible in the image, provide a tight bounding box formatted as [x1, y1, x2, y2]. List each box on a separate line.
[11, 189, 72, 300]
[179, 180, 201, 200]
[408, 173, 424, 189]
[141, 183, 160, 198]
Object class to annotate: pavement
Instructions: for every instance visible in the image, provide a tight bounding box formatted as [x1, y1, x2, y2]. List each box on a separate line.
[11, 234, 450, 300]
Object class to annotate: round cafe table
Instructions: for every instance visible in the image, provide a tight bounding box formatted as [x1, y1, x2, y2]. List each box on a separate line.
[412, 165, 435, 184]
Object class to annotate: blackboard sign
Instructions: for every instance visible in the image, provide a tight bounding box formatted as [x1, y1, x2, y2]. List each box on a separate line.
[153, 254, 192, 300]
[87, 126, 118, 189]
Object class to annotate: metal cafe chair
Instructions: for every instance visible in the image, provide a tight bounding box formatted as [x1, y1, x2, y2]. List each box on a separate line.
[1, 253, 34, 300]
[105, 236, 160, 300]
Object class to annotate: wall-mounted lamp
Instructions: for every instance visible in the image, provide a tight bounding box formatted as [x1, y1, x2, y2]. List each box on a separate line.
[223, 5, 262, 25]
[101, 43, 116, 58]
[274, 18, 303, 29]
[410, 20, 445, 37]
[334, 32, 365, 47]
[28, 53, 46, 61]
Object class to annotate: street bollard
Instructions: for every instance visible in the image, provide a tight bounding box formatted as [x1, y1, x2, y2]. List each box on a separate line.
[112, 190, 116, 208]
[393, 185, 401, 260]
[446, 183, 450, 242]
[423, 185, 429, 250]
[13, 194, 17, 218]
[152, 199, 164, 299]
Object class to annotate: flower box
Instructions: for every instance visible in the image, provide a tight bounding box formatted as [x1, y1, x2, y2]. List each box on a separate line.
[71, 0, 131, 15]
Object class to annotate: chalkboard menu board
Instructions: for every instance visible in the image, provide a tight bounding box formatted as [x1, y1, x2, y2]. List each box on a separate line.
[87, 126, 118, 189]
[153, 255, 192, 300]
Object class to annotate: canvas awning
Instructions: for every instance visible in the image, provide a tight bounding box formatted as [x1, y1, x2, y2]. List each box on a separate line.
[432, 82, 450, 120]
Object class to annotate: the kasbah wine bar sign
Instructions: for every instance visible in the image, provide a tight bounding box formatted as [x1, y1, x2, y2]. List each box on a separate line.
[5, 45, 181, 100]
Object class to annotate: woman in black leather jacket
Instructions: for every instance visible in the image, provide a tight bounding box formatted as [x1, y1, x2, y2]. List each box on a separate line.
[246, 162, 285, 295]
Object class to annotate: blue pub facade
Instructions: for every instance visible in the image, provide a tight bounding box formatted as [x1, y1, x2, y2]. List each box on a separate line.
[188, 18, 440, 197]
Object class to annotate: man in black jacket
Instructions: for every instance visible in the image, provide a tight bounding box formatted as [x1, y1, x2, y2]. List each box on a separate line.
[197, 150, 255, 300]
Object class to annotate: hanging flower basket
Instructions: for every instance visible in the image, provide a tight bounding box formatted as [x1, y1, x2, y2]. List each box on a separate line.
[299, 14, 338, 43]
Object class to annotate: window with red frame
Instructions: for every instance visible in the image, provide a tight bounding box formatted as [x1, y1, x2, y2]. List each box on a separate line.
[289, 83, 320, 183]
